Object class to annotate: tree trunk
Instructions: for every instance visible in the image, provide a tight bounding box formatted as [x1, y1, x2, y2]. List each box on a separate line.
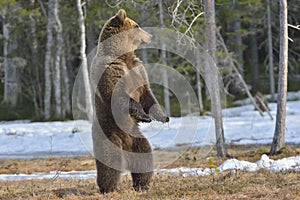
[3, 17, 10, 103]
[196, 54, 204, 115]
[44, 0, 55, 119]
[76, 0, 93, 121]
[249, 25, 259, 92]
[227, 6, 243, 75]
[158, 0, 170, 117]
[29, 0, 43, 116]
[3, 17, 23, 106]
[196, 70, 204, 115]
[270, 0, 288, 155]
[161, 44, 170, 117]
[203, 0, 227, 157]
[267, 0, 276, 101]
[87, 21, 96, 53]
[61, 52, 71, 118]
[54, 0, 62, 119]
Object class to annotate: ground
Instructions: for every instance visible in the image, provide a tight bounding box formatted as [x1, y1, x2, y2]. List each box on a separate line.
[1, 144, 300, 199]
[1, 97, 300, 199]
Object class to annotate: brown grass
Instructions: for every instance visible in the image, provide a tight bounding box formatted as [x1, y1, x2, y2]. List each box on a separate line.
[0, 156, 95, 175]
[0, 144, 300, 199]
[1, 170, 300, 199]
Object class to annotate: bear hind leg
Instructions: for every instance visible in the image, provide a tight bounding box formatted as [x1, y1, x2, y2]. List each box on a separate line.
[132, 172, 152, 191]
[129, 136, 153, 191]
[95, 159, 121, 194]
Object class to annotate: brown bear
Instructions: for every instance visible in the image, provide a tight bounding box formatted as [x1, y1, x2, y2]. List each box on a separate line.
[91, 9, 169, 193]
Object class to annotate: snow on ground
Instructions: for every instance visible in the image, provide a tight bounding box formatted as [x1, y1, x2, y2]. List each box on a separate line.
[1, 154, 299, 181]
[222, 100, 300, 145]
[0, 120, 91, 158]
[0, 170, 97, 181]
[0, 100, 299, 158]
[0, 95, 299, 181]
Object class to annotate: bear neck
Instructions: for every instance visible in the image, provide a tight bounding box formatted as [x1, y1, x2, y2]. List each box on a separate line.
[119, 51, 136, 70]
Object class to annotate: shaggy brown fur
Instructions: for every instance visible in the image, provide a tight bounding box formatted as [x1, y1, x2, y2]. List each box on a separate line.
[91, 9, 169, 193]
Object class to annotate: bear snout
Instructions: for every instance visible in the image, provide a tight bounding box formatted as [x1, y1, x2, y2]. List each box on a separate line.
[140, 29, 152, 44]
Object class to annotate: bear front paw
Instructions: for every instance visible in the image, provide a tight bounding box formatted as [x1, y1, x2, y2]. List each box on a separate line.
[149, 104, 169, 123]
[133, 113, 152, 123]
[154, 115, 169, 123]
[129, 98, 152, 123]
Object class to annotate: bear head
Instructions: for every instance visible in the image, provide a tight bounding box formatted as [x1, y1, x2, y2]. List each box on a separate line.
[98, 9, 152, 56]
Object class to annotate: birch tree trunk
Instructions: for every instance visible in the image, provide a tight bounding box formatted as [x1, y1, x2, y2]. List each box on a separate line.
[61, 52, 71, 118]
[267, 0, 275, 101]
[158, 0, 170, 117]
[270, 0, 288, 155]
[76, 0, 93, 121]
[53, 0, 62, 118]
[3, 10, 25, 106]
[203, 0, 227, 157]
[44, 0, 55, 119]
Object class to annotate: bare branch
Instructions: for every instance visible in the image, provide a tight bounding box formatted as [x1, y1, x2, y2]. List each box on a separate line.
[37, 0, 47, 17]
[256, 94, 273, 120]
[215, 28, 268, 118]
[105, 0, 123, 8]
[169, 1, 202, 47]
[183, 12, 204, 36]
[288, 24, 300, 43]
[288, 24, 300, 30]
[171, 0, 183, 25]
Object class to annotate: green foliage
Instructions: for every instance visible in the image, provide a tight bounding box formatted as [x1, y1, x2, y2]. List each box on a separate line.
[0, 0, 16, 13]
[0, 0, 299, 120]
[207, 157, 221, 173]
[207, 157, 215, 169]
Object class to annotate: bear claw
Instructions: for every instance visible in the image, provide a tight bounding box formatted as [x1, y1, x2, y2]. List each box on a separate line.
[133, 114, 152, 123]
[133, 185, 150, 191]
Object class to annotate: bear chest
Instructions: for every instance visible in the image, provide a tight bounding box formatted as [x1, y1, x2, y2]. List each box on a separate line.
[123, 67, 145, 103]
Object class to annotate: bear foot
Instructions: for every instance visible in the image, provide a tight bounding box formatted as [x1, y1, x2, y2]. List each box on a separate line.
[99, 188, 113, 194]
[133, 184, 150, 192]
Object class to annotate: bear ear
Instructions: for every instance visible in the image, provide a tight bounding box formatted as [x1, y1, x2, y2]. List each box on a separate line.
[111, 9, 126, 27]
[117, 9, 126, 22]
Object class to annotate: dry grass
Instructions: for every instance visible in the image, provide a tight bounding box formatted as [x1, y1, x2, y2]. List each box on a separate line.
[1, 170, 300, 199]
[0, 156, 95, 175]
[1, 144, 300, 199]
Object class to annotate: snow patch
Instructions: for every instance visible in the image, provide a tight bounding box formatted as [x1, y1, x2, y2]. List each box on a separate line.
[0, 100, 300, 158]
[0, 170, 96, 181]
[218, 159, 259, 172]
[1, 154, 299, 181]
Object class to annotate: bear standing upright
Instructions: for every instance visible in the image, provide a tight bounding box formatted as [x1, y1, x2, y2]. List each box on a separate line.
[91, 9, 169, 193]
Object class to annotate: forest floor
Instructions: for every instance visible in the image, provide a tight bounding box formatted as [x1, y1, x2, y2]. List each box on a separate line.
[1, 144, 300, 199]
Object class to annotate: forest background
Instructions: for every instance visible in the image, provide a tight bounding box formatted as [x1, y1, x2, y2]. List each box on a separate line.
[0, 0, 299, 121]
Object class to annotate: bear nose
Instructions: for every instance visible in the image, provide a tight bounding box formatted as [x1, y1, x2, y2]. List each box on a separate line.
[148, 34, 153, 43]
